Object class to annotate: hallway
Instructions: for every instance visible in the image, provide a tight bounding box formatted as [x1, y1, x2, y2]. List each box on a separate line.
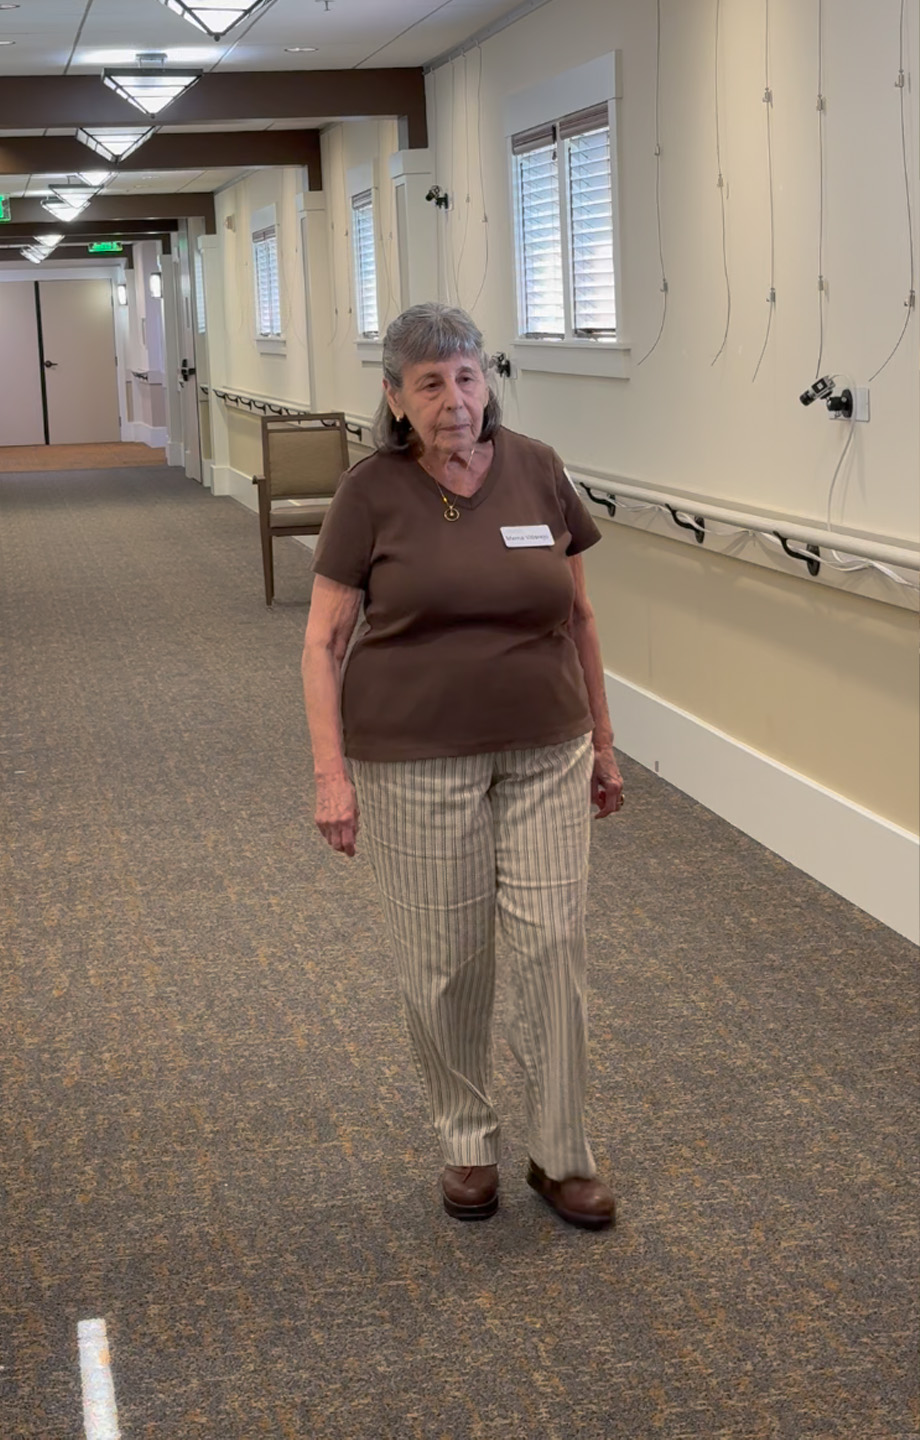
[1, 465, 917, 1439]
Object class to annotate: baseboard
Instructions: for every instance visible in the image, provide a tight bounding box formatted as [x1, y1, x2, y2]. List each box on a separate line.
[212, 464, 256, 508]
[127, 423, 168, 449]
[606, 671, 919, 944]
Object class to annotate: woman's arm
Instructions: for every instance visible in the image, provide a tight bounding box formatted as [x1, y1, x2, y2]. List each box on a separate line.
[302, 574, 364, 777]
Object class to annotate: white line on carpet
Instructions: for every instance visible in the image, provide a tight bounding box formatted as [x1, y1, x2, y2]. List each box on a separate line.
[77, 1319, 121, 1440]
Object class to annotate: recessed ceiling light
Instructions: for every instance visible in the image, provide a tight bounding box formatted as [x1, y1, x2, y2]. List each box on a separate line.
[0, 5, 21, 9]
[285, 47, 317, 52]
[0, 40, 16, 45]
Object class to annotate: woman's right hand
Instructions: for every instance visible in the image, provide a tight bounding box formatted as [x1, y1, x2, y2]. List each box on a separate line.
[314, 773, 360, 857]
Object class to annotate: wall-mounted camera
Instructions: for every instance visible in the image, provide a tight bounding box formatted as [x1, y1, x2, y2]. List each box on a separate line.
[425, 185, 450, 209]
[799, 374, 860, 420]
[799, 374, 835, 406]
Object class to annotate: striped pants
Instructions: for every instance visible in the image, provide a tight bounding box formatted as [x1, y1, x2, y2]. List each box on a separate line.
[350, 731, 597, 1180]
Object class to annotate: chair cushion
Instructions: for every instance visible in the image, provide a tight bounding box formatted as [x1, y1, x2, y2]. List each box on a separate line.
[268, 504, 330, 531]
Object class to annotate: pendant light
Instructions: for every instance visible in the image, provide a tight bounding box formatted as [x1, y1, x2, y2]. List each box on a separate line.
[21, 233, 64, 263]
[76, 127, 156, 163]
[156, 0, 270, 41]
[102, 52, 201, 118]
[76, 170, 113, 188]
[41, 199, 86, 223]
[50, 185, 97, 210]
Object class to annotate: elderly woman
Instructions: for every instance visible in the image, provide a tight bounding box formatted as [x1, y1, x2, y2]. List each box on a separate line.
[302, 303, 624, 1229]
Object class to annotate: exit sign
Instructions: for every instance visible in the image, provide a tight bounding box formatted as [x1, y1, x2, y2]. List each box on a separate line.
[0, 196, 10, 223]
[88, 241, 124, 254]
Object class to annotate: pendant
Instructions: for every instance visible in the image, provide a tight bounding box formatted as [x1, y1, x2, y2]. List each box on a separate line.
[443, 502, 461, 522]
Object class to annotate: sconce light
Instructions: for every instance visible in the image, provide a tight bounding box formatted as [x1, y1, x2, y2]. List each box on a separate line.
[116, 282, 128, 306]
[149, 271, 163, 299]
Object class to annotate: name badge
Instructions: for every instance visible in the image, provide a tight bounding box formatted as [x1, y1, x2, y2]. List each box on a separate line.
[500, 524, 555, 548]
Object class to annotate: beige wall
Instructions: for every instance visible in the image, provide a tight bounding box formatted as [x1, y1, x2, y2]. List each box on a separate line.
[201, 0, 920, 836]
[583, 524, 919, 831]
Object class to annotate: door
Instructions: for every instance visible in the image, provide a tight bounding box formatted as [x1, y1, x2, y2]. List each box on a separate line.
[39, 279, 120, 444]
[175, 225, 202, 481]
[0, 282, 45, 445]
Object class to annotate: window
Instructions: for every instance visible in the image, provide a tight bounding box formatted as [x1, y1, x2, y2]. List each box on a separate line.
[512, 103, 616, 341]
[193, 247, 206, 334]
[351, 189, 379, 339]
[252, 225, 281, 338]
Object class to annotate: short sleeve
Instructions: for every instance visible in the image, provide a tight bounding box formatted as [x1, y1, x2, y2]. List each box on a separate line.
[310, 470, 375, 591]
[553, 455, 603, 556]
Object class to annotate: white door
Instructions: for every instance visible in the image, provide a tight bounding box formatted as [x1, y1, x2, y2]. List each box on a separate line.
[175, 226, 202, 481]
[0, 281, 45, 446]
[39, 279, 120, 444]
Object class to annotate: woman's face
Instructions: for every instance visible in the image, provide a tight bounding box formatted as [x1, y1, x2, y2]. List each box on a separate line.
[385, 353, 490, 460]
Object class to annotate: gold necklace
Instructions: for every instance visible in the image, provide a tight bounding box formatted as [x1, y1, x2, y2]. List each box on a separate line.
[425, 447, 475, 522]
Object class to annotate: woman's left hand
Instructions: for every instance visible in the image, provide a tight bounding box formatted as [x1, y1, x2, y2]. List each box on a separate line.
[591, 744, 625, 819]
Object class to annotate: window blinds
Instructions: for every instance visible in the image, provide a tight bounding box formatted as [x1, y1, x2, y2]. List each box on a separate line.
[566, 120, 616, 334]
[514, 135, 564, 338]
[512, 103, 616, 340]
[351, 190, 379, 338]
[252, 226, 281, 337]
[193, 247, 206, 334]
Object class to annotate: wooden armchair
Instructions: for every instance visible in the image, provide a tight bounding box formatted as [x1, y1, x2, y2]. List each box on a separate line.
[253, 412, 350, 605]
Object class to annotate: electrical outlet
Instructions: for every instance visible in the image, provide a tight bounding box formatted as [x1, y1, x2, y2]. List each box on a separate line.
[854, 386, 870, 422]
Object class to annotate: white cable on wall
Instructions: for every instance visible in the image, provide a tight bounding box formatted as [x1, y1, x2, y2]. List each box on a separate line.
[637, 0, 669, 366]
[468, 43, 491, 316]
[814, 0, 827, 380]
[711, 0, 732, 366]
[752, 0, 777, 382]
[869, 0, 917, 382]
[454, 52, 473, 308]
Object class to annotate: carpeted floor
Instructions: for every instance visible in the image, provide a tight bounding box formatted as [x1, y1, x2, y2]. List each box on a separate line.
[0, 442, 167, 471]
[0, 466, 917, 1440]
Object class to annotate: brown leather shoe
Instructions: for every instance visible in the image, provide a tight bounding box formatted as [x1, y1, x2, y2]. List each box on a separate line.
[527, 1159, 615, 1229]
[441, 1164, 499, 1220]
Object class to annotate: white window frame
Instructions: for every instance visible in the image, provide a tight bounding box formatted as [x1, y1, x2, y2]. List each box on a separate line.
[193, 246, 206, 334]
[250, 203, 283, 347]
[505, 54, 628, 380]
[345, 163, 382, 358]
[351, 188, 380, 340]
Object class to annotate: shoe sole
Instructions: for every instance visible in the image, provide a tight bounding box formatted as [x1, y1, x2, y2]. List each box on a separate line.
[442, 1191, 499, 1221]
[526, 1168, 614, 1230]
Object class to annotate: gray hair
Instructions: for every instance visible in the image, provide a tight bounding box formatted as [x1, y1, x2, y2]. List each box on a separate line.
[372, 302, 502, 452]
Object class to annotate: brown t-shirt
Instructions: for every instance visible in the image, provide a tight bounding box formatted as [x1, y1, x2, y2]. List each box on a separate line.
[310, 425, 603, 761]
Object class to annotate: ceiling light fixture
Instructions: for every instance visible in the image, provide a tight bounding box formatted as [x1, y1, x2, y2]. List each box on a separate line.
[157, 0, 271, 41]
[41, 199, 86, 223]
[102, 52, 201, 117]
[76, 127, 156, 162]
[285, 46, 317, 53]
[50, 185, 97, 209]
[21, 233, 64, 263]
[0, 40, 16, 45]
[76, 170, 113, 188]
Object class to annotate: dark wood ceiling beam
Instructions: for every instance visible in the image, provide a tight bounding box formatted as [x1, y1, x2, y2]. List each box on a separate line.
[0, 130, 323, 188]
[8, 194, 215, 227]
[0, 70, 428, 148]
[0, 220, 176, 239]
